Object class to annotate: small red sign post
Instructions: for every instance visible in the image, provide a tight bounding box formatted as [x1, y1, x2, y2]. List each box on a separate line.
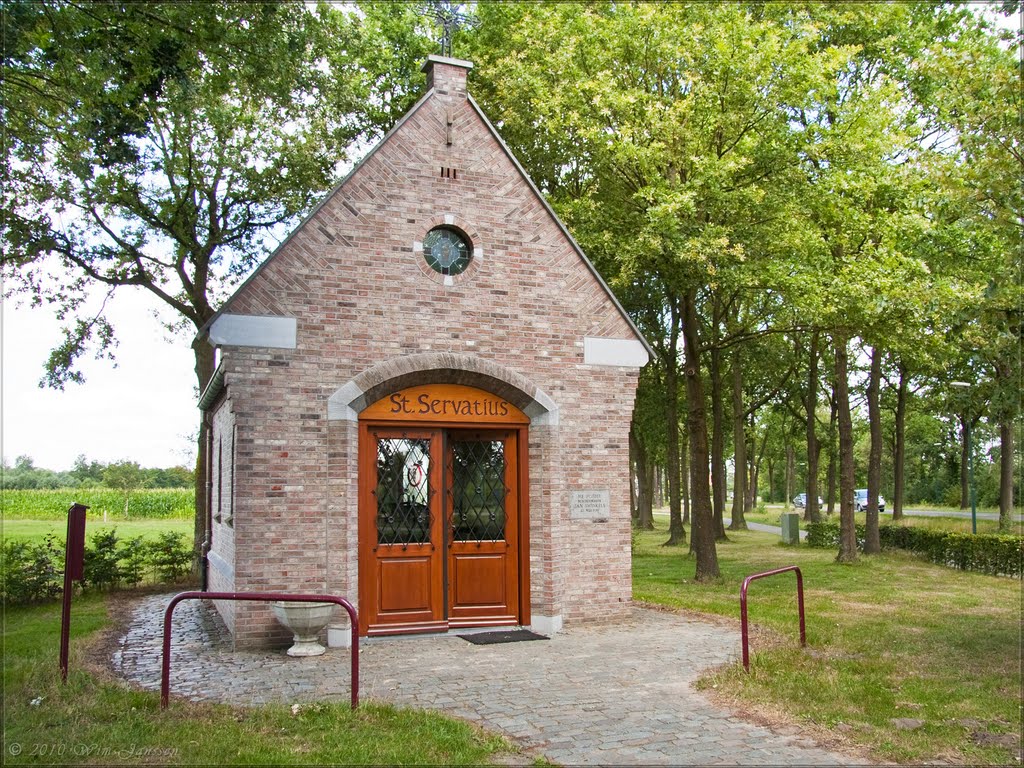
[60, 503, 88, 683]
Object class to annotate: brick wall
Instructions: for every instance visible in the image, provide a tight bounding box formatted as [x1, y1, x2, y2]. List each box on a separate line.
[207, 58, 643, 646]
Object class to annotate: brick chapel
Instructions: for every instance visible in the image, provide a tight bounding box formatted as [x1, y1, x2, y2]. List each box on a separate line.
[196, 56, 651, 647]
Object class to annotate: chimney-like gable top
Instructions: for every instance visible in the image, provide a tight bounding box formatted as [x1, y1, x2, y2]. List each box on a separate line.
[422, 54, 472, 94]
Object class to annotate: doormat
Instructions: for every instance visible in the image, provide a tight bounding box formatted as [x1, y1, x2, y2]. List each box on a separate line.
[458, 630, 549, 645]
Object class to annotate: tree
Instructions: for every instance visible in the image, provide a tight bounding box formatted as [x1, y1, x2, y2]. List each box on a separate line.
[918, 7, 1022, 530]
[630, 366, 668, 531]
[103, 460, 145, 516]
[2, 1, 436, 560]
[471, 1, 870, 581]
[71, 454, 106, 486]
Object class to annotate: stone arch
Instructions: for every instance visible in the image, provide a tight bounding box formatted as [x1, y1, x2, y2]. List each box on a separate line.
[327, 353, 558, 425]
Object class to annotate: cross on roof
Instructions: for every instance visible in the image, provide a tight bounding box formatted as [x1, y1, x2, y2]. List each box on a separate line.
[425, 1, 478, 58]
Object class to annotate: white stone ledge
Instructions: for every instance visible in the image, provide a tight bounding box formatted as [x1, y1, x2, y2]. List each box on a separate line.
[207, 550, 234, 583]
[530, 614, 563, 636]
[209, 314, 297, 349]
[328, 623, 354, 648]
[327, 381, 365, 422]
[583, 337, 649, 368]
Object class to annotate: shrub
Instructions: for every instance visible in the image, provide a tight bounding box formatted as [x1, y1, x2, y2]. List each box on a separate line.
[83, 529, 122, 590]
[0, 536, 63, 602]
[119, 536, 148, 587]
[146, 532, 193, 583]
[806, 521, 1023, 577]
[941, 484, 962, 508]
[2, 529, 196, 604]
[805, 521, 866, 550]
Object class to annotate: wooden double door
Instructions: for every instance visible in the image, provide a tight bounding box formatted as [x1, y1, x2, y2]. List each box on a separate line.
[359, 425, 526, 636]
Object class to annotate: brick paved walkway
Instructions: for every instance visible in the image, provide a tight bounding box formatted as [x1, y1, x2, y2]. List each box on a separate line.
[114, 594, 867, 766]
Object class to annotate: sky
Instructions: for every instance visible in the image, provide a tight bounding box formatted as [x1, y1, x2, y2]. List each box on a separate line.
[2, 287, 199, 471]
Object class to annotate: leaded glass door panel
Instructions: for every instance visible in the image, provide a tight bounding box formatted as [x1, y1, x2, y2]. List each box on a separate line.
[446, 431, 519, 626]
[359, 421, 522, 636]
[359, 429, 445, 634]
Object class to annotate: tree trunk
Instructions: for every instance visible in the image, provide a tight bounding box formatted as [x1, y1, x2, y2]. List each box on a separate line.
[767, 457, 775, 503]
[681, 395, 691, 525]
[749, 461, 758, 510]
[804, 331, 822, 522]
[999, 419, 1015, 532]
[749, 426, 766, 513]
[663, 303, 686, 546]
[958, 414, 970, 510]
[682, 289, 719, 581]
[654, 465, 664, 508]
[710, 345, 728, 541]
[893, 362, 908, 521]
[192, 336, 216, 579]
[642, 462, 655, 528]
[630, 426, 654, 530]
[826, 393, 838, 515]
[729, 354, 748, 530]
[864, 346, 882, 554]
[835, 333, 858, 563]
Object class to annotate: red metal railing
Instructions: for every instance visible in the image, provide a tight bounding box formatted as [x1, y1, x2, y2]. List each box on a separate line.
[161, 591, 359, 709]
[740, 566, 806, 672]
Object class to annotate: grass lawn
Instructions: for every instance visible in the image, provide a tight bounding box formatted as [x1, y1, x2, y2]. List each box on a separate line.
[2, 595, 526, 765]
[2, 518, 193, 544]
[633, 523, 1022, 765]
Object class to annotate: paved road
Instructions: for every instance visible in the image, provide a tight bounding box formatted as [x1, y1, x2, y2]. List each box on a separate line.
[115, 594, 867, 766]
[654, 512, 807, 541]
[767, 504, 1022, 522]
[882, 509, 1022, 522]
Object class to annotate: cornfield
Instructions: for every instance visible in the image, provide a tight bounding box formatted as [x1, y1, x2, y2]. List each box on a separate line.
[2, 488, 194, 520]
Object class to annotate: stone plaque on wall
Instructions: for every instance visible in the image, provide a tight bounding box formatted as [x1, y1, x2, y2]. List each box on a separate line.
[570, 490, 610, 522]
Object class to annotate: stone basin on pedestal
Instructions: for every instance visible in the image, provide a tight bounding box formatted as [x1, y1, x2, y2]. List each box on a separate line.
[271, 601, 334, 657]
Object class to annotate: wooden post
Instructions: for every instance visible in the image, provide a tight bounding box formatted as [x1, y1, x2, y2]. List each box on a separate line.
[60, 503, 88, 683]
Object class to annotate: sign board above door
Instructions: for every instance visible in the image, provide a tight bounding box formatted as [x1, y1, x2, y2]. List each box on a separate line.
[361, 384, 529, 425]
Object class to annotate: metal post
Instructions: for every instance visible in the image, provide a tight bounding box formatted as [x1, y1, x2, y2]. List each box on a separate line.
[739, 565, 806, 672]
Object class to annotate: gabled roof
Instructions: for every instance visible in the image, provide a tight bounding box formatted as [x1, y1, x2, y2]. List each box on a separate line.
[197, 65, 653, 359]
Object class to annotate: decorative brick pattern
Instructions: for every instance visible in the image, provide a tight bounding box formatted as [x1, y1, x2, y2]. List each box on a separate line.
[206, 58, 644, 647]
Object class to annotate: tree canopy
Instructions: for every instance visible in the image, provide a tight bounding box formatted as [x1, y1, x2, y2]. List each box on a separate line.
[2, 1, 1018, 565]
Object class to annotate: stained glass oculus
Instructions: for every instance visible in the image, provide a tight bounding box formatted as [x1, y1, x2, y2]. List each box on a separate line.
[423, 227, 471, 276]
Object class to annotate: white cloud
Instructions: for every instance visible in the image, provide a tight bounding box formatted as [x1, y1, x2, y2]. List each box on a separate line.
[2, 289, 199, 471]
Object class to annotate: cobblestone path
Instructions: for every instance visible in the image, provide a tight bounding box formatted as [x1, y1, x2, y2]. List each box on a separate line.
[114, 594, 866, 766]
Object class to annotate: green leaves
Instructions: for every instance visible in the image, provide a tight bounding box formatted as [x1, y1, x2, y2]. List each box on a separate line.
[2, 0, 435, 385]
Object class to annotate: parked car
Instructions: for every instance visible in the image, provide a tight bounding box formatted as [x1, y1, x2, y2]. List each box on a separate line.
[853, 489, 885, 513]
[793, 493, 824, 508]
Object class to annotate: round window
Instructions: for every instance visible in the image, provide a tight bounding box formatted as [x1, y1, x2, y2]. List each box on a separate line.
[423, 227, 472, 276]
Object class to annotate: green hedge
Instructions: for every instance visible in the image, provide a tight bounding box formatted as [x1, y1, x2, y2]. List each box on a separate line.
[1, 488, 194, 519]
[805, 521, 1023, 577]
[1, 528, 194, 603]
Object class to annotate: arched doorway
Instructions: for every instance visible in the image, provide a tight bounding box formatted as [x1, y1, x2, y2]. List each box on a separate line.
[357, 384, 530, 636]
